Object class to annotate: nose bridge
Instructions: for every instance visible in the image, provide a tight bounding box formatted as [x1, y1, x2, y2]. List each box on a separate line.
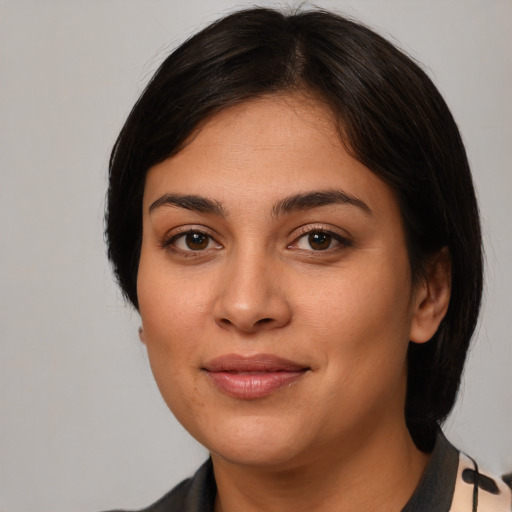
[214, 244, 291, 333]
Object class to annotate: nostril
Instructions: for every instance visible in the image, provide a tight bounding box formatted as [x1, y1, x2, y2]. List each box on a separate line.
[256, 318, 273, 325]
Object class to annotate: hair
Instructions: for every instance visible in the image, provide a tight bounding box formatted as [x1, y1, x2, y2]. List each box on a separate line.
[105, 7, 483, 451]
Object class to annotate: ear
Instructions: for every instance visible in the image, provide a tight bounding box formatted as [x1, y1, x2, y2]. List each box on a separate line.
[138, 326, 146, 345]
[409, 247, 451, 344]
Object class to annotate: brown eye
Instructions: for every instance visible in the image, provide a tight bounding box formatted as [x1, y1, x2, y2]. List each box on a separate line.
[290, 229, 349, 252]
[308, 232, 332, 250]
[164, 229, 223, 255]
[185, 232, 210, 250]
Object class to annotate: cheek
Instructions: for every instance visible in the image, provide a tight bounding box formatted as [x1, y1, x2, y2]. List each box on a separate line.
[300, 261, 412, 333]
[137, 268, 219, 441]
[296, 260, 414, 378]
[137, 255, 211, 387]
[138, 251, 210, 334]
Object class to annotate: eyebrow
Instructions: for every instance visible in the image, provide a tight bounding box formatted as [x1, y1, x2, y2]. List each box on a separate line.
[271, 190, 372, 217]
[149, 193, 225, 216]
[148, 189, 371, 217]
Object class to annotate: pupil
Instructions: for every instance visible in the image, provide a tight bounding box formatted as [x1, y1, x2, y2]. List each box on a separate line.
[309, 232, 331, 250]
[186, 233, 208, 250]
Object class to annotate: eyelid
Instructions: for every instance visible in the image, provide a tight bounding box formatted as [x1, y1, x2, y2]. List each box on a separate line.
[160, 225, 222, 252]
[290, 223, 352, 241]
[159, 223, 351, 254]
[287, 223, 353, 250]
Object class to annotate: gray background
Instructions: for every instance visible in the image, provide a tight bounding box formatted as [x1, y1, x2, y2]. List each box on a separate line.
[0, 1, 510, 510]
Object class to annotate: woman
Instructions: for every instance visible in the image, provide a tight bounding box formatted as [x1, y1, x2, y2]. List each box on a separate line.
[105, 7, 511, 512]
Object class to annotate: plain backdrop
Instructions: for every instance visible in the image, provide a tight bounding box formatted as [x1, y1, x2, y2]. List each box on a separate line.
[0, 0, 511, 510]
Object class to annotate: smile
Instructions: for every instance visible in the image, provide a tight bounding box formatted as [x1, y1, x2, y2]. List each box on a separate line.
[202, 354, 310, 400]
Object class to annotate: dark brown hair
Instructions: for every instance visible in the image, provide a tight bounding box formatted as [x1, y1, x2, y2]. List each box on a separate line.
[105, 7, 483, 450]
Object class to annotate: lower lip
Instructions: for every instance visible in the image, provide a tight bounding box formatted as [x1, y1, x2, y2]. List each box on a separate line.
[205, 370, 306, 399]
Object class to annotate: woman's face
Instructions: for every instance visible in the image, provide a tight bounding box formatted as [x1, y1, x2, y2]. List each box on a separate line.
[137, 94, 425, 468]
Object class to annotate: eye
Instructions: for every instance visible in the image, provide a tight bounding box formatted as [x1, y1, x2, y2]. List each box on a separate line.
[304, 232, 334, 250]
[179, 232, 211, 250]
[163, 230, 221, 253]
[289, 229, 350, 252]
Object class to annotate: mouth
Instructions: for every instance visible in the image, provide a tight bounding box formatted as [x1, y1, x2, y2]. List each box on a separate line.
[202, 353, 310, 400]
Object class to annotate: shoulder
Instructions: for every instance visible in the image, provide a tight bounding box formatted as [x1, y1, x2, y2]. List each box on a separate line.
[450, 451, 512, 512]
[403, 429, 511, 512]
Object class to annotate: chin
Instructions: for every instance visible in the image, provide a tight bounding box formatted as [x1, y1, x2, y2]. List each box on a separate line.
[199, 417, 309, 468]
[211, 440, 304, 468]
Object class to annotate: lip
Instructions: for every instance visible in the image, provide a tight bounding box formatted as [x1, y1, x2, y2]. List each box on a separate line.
[202, 354, 310, 400]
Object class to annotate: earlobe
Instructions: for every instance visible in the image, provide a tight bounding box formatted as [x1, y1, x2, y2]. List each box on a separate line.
[409, 247, 451, 344]
[138, 326, 146, 345]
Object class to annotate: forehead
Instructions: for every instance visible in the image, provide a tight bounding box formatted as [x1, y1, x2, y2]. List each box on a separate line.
[143, 93, 398, 219]
[182, 93, 340, 160]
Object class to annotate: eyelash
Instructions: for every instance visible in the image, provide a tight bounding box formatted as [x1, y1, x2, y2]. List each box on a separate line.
[160, 227, 221, 257]
[160, 225, 352, 257]
[288, 225, 352, 253]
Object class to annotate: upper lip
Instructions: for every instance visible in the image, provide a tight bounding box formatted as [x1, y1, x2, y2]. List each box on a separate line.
[202, 353, 309, 373]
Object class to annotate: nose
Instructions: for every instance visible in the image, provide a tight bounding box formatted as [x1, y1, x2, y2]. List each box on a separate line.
[213, 251, 292, 334]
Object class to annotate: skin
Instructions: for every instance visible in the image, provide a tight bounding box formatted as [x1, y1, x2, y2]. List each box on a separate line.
[137, 93, 451, 512]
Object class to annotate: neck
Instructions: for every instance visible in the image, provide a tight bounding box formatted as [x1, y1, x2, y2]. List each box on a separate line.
[212, 420, 430, 512]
